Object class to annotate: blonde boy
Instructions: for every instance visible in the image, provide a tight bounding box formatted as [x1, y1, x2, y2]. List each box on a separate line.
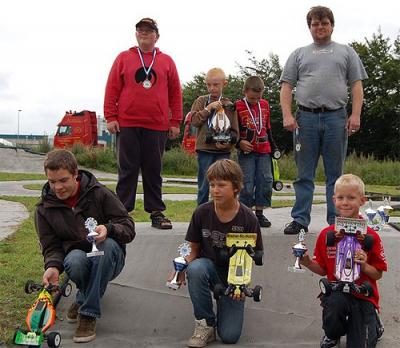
[300, 174, 387, 348]
[190, 68, 239, 205]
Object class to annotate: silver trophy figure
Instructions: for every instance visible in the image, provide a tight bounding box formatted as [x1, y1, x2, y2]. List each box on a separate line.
[365, 199, 380, 231]
[377, 197, 393, 229]
[85, 217, 104, 257]
[166, 242, 192, 290]
[288, 230, 307, 273]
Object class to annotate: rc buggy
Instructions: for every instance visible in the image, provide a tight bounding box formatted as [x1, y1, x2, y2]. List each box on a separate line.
[214, 233, 263, 302]
[319, 217, 374, 297]
[13, 278, 72, 347]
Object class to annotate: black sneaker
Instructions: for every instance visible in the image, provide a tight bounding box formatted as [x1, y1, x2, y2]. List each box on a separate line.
[320, 335, 338, 348]
[256, 214, 272, 228]
[150, 211, 172, 230]
[284, 221, 308, 235]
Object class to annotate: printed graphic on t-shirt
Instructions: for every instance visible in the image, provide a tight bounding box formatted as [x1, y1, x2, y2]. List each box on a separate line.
[135, 67, 158, 85]
[201, 229, 226, 248]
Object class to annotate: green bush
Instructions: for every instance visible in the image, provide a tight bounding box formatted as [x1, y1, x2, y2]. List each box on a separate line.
[278, 151, 400, 185]
[163, 148, 197, 176]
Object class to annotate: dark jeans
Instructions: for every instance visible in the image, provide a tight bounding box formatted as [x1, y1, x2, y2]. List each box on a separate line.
[186, 258, 245, 344]
[64, 238, 125, 318]
[321, 292, 380, 347]
[291, 108, 348, 226]
[116, 127, 167, 213]
[197, 151, 230, 205]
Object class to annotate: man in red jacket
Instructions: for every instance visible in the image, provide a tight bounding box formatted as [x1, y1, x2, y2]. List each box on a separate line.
[104, 18, 183, 229]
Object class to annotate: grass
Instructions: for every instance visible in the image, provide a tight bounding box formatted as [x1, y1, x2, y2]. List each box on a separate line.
[0, 173, 47, 181]
[23, 183, 198, 195]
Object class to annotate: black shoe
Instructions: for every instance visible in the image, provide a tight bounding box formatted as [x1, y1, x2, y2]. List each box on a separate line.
[256, 214, 272, 228]
[150, 212, 172, 229]
[284, 221, 308, 235]
[320, 335, 338, 348]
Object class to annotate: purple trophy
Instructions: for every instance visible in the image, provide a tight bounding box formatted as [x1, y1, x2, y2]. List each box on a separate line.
[166, 242, 191, 290]
[288, 230, 307, 273]
[85, 217, 104, 257]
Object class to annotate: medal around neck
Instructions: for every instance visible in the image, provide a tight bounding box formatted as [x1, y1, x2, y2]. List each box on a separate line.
[166, 242, 191, 290]
[288, 230, 307, 273]
[142, 79, 152, 89]
[85, 217, 104, 257]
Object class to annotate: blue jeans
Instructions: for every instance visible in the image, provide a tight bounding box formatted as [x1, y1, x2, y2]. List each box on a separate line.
[64, 238, 125, 318]
[238, 152, 273, 208]
[197, 151, 230, 205]
[291, 108, 348, 226]
[186, 258, 245, 344]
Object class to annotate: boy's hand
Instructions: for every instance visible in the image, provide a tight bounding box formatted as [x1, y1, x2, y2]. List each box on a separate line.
[299, 253, 312, 268]
[107, 120, 120, 134]
[239, 140, 253, 153]
[206, 101, 222, 112]
[43, 267, 59, 287]
[355, 249, 368, 265]
[166, 270, 186, 289]
[94, 225, 108, 243]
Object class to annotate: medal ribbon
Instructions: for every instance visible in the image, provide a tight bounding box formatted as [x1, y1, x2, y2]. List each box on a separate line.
[206, 94, 222, 128]
[244, 98, 263, 135]
[137, 47, 156, 81]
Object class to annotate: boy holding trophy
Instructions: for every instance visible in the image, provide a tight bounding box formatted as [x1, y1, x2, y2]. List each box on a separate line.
[168, 159, 263, 347]
[298, 174, 387, 347]
[190, 68, 239, 206]
[35, 149, 135, 343]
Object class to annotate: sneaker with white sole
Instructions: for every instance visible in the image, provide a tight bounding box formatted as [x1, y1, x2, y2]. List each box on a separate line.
[320, 334, 338, 348]
[188, 319, 216, 348]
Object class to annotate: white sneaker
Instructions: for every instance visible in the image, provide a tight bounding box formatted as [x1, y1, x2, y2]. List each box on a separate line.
[188, 319, 216, 348]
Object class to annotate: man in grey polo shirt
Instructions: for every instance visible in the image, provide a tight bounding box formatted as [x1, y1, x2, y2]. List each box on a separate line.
[280, 6, 367, 236]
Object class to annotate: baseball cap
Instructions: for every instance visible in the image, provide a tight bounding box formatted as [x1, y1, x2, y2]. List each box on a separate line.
[135, 18, 159, 34]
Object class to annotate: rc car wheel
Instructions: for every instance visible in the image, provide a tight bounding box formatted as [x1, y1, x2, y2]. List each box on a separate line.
[361, 281, 374, 297]
[25, 280, 35, 294]
[47, 332, 61, 348]
[273, 181, 284, 191]
[272, 149, 282, 160]
[213, 284, 225, 300]
[253, 250, 264, 266]
[62, 282, 72, 297]
[363, 234, 374, 251]
[319, 278, 331, 296]
[228, 245, 238, 257]
[253, 285, 262, 302]
[326, 231, 336, 247]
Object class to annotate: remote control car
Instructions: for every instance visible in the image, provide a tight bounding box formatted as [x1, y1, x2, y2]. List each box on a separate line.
[214, 233, 263, 302]
[271, 146, 283, 191]
[319, 217, 374, 297]
[13, 278, 72, 347]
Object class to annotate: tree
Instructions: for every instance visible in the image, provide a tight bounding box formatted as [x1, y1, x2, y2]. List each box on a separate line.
[350, 32, 400, 159]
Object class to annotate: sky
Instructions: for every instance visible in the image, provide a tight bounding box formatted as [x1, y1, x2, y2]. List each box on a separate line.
[0, 0, 399, 136]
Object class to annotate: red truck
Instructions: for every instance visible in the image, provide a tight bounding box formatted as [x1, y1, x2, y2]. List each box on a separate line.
[54, 110, 98, 148]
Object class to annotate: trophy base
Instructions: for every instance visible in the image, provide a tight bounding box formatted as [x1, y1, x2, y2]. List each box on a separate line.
[166, 281, 180, 290]
[87, 250, 105, 258]
[288, 266, 305, 273]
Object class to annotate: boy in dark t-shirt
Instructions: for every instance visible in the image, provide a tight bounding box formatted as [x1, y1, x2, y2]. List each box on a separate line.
[170, 159, 263, 347]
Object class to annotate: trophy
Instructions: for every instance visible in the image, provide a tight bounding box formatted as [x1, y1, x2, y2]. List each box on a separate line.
[377, 197, 393, 229]
[288, 230, 307, 273]
[365, 199, 381, 231]
[85, 217, 104, 257]
[205, 105, 236, 144]
[166, 242, 191, 290]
